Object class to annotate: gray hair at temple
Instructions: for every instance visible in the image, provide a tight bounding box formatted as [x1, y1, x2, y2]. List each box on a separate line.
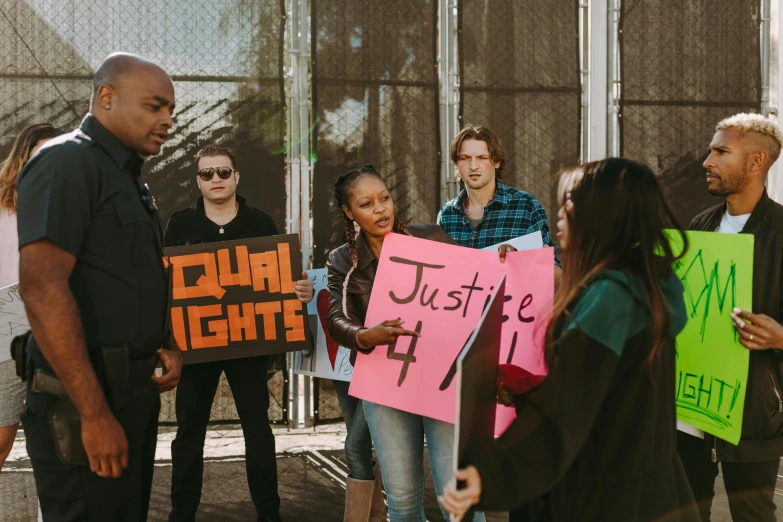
[716, 113, 783, 164]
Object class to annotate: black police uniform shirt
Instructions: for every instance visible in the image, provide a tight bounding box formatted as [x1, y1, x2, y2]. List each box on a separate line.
[162, 195, 278, 247]
[16, 115, 168, 371]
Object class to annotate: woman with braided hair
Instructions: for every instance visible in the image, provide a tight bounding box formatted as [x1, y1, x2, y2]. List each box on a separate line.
[326, 165, 485, 521]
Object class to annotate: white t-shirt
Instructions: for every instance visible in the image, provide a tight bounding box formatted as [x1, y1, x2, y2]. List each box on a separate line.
[677, 208, 751, 440]
[0, 209, 19, 288]
[717, 210, 751, 234]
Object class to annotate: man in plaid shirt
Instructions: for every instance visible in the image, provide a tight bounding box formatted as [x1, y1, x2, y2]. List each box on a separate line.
[438, 123, 560, 521]
[437, 124, 560, 268]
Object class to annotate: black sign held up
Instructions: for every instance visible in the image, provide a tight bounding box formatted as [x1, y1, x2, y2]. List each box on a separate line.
[165, 234, 312, 365]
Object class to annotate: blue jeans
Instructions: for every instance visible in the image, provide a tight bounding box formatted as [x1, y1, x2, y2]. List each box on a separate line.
[333, 380, 375, 480]
[363, 401, 485, 522]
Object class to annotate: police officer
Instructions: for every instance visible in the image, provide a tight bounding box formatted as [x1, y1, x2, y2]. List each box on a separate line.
[164, 144, 313, 522]
[16, 52, 183, 522]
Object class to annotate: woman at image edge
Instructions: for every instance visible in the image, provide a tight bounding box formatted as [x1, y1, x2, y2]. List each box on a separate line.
[0, 123, 63, 470]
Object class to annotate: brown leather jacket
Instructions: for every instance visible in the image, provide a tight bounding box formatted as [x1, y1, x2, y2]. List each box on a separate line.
[326, 224, 458, 365]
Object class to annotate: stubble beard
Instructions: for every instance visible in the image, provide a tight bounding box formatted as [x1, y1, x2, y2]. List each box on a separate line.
[708, 167, 746, 197]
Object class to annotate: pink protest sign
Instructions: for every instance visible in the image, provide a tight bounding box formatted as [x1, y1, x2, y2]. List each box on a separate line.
[348, 234, 553, 435]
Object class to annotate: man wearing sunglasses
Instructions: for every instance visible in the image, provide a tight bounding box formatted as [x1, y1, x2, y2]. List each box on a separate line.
[163, 145, 313, 522]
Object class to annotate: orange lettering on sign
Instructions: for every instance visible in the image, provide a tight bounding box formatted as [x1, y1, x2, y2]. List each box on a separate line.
[188, 304, 229, 349]
[283, 299, 305, 342]
[277, 243, 296, 294]
[227, 303, 258, 342]
[172, 253, 224, 300]
[218, 247, 252, 287]
[249, 251, 280, 293]
[171, 306, 188, 351]
[195, 275, 227, 300]
[254, 302, 282, 340]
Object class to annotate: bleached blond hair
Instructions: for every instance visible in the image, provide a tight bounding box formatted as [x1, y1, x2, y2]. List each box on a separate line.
[717, 113, 783, 163]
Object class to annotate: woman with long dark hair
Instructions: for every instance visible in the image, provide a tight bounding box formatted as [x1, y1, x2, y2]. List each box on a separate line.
[440, 158, 699, 521]
[0, 122, 63, 470]
[326, 165, 486, 521]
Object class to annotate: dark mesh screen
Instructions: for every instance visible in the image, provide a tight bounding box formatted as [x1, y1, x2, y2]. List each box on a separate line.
[310, 0, 441, 269]
[619, 0, 761, 225]
[458, 0, 581, 220]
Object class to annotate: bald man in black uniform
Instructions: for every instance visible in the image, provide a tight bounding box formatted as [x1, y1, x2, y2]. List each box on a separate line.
[16, 52, 182, 522]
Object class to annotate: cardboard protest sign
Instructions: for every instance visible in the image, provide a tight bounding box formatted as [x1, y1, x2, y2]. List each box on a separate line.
[294, 268, 353, 381]
[349, 234, 553, 435]
[165, 234, 312, 365]
[454, 275, 505, 471]
[669, 230, 752, 445]
[0, 284, 27, 363]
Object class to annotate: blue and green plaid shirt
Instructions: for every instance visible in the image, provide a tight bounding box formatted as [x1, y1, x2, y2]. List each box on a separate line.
[437, 181, 558, 259]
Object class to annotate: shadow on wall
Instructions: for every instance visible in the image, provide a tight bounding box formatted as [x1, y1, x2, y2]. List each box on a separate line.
[145, 91, 286, 232]
[658, 152, 723, 228]
[310, 145, 362, 269]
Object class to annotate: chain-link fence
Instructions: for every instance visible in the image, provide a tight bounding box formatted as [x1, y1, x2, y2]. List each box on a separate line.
[458, 0, 582, 223]
[0, 0, 289, 422]
[619, 0, 761, 226]
[309, 0, 441, 423]
[0, 0, 289, 517]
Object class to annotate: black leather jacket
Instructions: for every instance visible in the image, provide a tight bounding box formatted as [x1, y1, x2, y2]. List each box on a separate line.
[326, 224, 458, 365]
[690, 191, 783, 462]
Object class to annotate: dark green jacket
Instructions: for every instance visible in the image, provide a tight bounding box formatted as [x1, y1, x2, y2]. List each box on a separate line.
[468, 271, 699, 522]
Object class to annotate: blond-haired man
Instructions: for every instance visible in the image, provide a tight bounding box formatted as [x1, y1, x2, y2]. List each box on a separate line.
[678, 113, 783, 521]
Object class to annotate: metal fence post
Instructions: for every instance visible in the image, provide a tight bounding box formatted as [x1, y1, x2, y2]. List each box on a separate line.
[585, 0, 609, 162]
[299, 0, 315, 429]
[285, 0, 302, 429]
[765, 0, 782, 202]
[439, 0, 460, 206]
[607, 0, 621, 157]
[285, 0, 315, 429]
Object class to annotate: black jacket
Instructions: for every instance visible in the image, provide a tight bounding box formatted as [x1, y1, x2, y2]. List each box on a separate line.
[690, 190, 783, 462]
[469, 271, 699, 522]
[163, 195, 278, 247]
[325, 224, 457, 365]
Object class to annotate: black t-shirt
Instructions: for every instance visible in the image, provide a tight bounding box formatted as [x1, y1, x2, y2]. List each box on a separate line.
[16, 115, 168, 369]
[163, 195, 278, 247]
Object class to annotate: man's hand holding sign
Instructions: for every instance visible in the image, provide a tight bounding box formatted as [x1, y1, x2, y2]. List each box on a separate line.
[732, 308, 783, 351]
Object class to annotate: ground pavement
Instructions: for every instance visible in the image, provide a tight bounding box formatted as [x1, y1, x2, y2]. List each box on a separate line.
[1, 424, 779, 521]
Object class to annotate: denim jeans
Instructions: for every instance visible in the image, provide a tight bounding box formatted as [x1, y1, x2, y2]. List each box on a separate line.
[363, 400, 486, 522]
[333, 379, 375, 480]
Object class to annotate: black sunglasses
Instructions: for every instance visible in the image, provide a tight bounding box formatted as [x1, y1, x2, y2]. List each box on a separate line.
[198, 166, 235, 181]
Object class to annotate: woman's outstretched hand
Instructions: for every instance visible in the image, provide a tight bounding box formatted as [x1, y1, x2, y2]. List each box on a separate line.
[356, 319, 420, 348]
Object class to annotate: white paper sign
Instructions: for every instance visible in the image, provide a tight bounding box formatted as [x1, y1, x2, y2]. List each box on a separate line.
[293, 269, 353, 382]
[0, 283, 28, 363]
[482, 230, 544, 253]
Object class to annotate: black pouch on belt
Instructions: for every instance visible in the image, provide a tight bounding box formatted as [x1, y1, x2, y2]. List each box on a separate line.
[11, 330, 32, 381]
[98, 345, 130, 414]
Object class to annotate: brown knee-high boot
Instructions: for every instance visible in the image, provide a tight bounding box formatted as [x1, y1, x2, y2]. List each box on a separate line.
[344, 477, 374, 522]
